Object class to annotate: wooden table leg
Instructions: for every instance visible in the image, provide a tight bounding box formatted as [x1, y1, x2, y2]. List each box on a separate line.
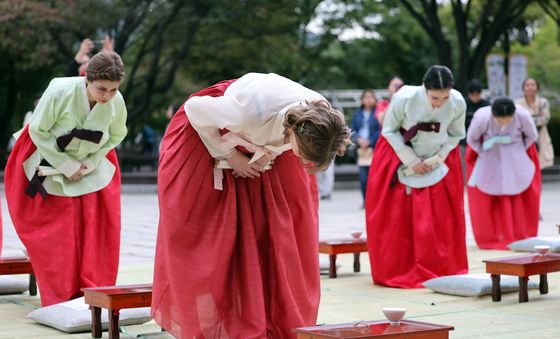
[329, 255, 337, 278]
[91, 306, 102, 338]
[353, 253, 361, 273]
[539, 274, 549, 294]
[491, 274, 501, 302]
[108, 309, 120, 339]
[29, 274, 37, 296]
[519, 277, 529, 303]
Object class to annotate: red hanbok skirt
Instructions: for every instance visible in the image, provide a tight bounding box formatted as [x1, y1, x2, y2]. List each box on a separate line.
[466, 144, 541, 250]
[365, 137, 468, 288]
[4, 126, 121, 306]
[151, 80, 320, 338]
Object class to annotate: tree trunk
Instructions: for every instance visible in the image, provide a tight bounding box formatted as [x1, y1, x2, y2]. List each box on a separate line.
[438, 40, 453, 70]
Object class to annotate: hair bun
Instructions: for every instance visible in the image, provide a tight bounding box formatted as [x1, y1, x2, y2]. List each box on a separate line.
[284, 99, 352, 172]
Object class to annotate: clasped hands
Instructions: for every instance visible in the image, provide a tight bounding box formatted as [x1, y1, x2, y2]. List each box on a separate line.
[408, 155, 442, 175]
[69, 164, 88, 181]
[226, 147, 278, 179]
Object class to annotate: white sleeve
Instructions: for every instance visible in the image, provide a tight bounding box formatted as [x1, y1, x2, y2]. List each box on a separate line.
[184, 96, 243, 159]
[382, 97, 421, 167]
[185, 73, 324, 159]
[437, 95, 466, 160]
[466, 108, 486, 154]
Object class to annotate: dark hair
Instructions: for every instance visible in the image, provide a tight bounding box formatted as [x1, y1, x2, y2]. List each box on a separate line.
[522, 77, 540, 91]
[360, 89, 376, 108]
[467, 79, 483, 94]
[388, 76, 403, 86]
[388, 76, 404, 92]
[86, 51, 125, 82]
[284, 100, 352, 172]
[422, 65, 454, 90]
[491, 97, 516, 117]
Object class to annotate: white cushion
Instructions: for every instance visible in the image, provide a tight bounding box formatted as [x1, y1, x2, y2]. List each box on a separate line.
[507, 237, 560, 252]
[0, 276, 29, 295]
[423, 273, 539, 297]
[27, 297, 152, 333]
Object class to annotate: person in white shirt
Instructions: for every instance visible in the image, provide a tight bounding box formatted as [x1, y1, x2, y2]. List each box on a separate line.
[152, 73, 351, 338]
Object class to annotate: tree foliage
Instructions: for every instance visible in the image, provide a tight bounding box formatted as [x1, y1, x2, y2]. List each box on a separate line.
[2, 0, 560, 161]
[398, 0, 534, 91]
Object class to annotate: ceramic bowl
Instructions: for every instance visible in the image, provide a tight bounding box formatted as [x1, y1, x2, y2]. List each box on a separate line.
[535, 245, 551, 256]
[382, 308, 406, 325]
[350, 231, 363, 240]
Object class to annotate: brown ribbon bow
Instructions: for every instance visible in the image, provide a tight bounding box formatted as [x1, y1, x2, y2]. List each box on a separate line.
[390, 122, 441, 187]
[400, 122, 441, 146]
[25, 128, 104, 199]
[56, 128, 103, 152]
[24, 159, 50, 199]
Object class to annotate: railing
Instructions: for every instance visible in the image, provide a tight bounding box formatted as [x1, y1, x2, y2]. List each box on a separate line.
[319, 88, 538, 113]
[319, 89, 390, 113]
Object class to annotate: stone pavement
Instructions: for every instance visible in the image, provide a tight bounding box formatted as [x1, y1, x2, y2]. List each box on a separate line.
[0, 182, 560, 338]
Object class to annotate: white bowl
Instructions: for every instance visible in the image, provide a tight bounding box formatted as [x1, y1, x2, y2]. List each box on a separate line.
[535, 245, 550, 256]
[382, 308, 406, 325]
[350, 231, 363, 240]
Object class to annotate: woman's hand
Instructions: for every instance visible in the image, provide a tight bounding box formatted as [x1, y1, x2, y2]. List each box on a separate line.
[357, 137, 370, 149]
[75, 39, 93, 64]
[412, 162, 432, 175]
[255, 155, 270, 168]
[102, 35, 114, 53]
[254, 148, 278, 167]
[226, 150, 264, 179]
[68, 164, 87, 181]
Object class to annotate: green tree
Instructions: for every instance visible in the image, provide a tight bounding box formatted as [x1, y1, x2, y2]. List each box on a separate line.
[5, 0, 515, 161]
[184, 0, 362, 85]
[0, 0, 217, 157]
[303, 3, 437, 89]
[0, 0, 66, 162]
[398, 0, 534, 91]
[511, 16, 560, 105]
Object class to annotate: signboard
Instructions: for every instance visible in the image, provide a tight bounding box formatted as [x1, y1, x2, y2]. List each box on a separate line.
[486, 54, 506, 97]
[508, 54, 528, 100]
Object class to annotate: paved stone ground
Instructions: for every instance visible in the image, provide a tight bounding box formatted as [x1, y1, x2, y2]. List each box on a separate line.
[0, 182, 559, 338]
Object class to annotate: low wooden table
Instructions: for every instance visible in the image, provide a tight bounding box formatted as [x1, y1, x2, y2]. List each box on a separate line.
[319, 239, 368, 278]
[295, 320, 454, 338]
[82, 284, 153, 339]
[0, 256, 37, 296]
[484, 253, 560, 303]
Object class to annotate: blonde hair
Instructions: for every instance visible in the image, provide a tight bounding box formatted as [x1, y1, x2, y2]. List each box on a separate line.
[284, 100, 351, 172]
[86, 51, 125, 82]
